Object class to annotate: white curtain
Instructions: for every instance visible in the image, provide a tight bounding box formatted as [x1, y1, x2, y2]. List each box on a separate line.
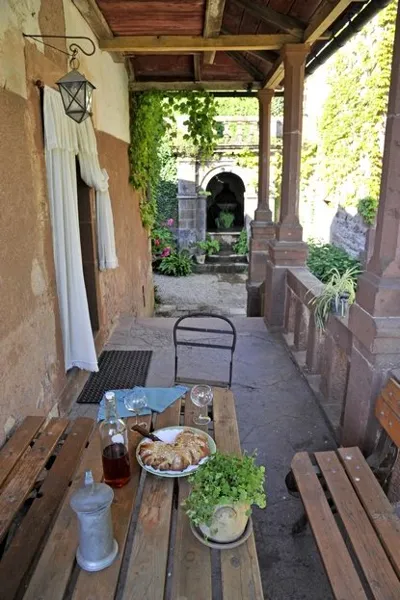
[77, 119, 118, 270]
[44, 87, 98, 371]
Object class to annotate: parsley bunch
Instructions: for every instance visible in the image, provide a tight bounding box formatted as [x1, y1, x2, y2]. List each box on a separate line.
[183, 452, 266, 527]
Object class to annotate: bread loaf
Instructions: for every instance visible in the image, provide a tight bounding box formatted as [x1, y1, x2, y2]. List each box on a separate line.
[139, 429, 210, 471]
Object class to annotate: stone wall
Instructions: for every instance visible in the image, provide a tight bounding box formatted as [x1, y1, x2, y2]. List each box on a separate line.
[330, 208, 369, 260]
[0, 0, 153, 446]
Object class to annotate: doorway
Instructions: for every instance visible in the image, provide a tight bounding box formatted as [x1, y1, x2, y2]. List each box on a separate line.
[77, 160, 100, 334]
[206, 172, 245, 231]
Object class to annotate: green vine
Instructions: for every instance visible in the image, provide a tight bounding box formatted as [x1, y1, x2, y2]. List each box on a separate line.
[358, 196, 379, 225]
[129, 91, 221, 229]
[318, 1, 396, 209]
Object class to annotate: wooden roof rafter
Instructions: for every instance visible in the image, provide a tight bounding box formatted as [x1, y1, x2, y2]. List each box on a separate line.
[203, 0, 227, 65]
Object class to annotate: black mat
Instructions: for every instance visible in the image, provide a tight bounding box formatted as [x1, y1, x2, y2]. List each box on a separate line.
[76, 350, 153, 404]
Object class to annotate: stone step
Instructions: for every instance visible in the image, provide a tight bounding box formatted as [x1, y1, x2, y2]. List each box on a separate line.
[155, 304, 246, 317]
[208, 231, 241, 251]
[192, 262, 248, 274]
[207, 254, 247, 264]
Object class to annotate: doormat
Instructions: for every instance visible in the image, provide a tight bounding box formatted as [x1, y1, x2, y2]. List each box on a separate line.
[76, 350, 153, 404]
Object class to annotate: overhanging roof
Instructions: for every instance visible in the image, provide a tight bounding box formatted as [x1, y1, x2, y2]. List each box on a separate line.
[72, 0, 391, 92]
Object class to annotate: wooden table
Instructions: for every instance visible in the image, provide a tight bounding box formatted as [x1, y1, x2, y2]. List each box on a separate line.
[0, 388, 264, 600]
[292, 448, 400, 600]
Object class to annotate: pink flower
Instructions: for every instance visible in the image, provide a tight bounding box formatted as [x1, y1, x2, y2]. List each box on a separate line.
[154, 239, 160, 246]
[167, 218, 174, 226]
[161, 247, 171, 257]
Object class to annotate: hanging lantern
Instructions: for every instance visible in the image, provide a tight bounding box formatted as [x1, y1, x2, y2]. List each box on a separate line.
[57, 68, 96, 123]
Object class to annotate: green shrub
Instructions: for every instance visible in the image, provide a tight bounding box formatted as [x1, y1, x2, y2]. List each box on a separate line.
[358, 196, 378, 225]
[151, 222, 176, 260]
[196, 237, 220, 256]
[307, 241, 361, 285]
[158, 250, 193, 277]
[234, 229, 248, 255]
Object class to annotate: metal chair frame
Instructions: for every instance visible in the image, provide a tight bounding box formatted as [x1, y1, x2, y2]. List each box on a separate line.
[173, 313, 237, 388]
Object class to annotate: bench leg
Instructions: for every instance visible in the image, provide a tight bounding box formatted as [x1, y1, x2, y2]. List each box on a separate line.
[291, 512, 308, 535]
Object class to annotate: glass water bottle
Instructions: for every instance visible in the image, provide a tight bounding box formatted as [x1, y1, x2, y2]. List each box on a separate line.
[99, 392, 131, 488]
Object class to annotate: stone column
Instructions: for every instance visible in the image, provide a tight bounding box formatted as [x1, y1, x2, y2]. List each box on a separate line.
[342, 3, 400, 451]
[246, 89, 276, 317]
[264, 44, 309, 329]
[177, 158, 201, 249]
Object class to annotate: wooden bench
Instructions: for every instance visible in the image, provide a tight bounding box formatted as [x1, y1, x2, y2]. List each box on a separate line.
[0, 389, 264, 600]
[291, 378, 400, 600]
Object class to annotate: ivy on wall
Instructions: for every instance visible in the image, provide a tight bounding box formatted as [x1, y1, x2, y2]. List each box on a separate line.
[318, 0, 397, 218]
[129, 91, 222, 229]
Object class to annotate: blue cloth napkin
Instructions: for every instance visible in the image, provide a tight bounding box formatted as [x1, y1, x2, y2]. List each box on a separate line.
[97, 386, 188, 421]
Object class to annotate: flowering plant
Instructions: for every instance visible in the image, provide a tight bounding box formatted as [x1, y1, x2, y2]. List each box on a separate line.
[151, 219, 176, 261]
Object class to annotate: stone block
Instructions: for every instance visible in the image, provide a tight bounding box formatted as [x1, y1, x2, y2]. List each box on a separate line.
[246, 281, 264, 317]
[264, 261, 287, 330]
[294, 299, 309, 351]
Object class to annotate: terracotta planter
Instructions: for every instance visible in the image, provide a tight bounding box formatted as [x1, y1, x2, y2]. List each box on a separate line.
[196, 254, 206, 265]
[198, 503, 249, 543]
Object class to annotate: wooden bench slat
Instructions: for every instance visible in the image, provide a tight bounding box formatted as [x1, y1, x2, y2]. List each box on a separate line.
[291, 452, 367, 600]
[0, 417, 94, 600]
[338, 447, 400, 579]
[376, 379, 400, 447]
[121, 400, 182, 600]
[71, 415, 152, 600]
[316, 451, 400, 600]
[23, 431, 104, 600]
[0, 416, 46, 488]
[172, 394, 212, 600]
[0, 418, 69, 543]
[213, 388, 264, 600]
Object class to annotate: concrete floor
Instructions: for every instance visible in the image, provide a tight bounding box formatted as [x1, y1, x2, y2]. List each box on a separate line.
[70, 316, 335, 600]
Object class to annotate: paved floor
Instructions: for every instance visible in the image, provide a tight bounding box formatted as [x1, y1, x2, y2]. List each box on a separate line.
[154, 272, 247, 316]
[70, 316, 335, 599]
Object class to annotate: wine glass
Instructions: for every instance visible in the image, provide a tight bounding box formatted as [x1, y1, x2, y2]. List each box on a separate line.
[190, 385, 213, 426]
[124, 390, 148, 429]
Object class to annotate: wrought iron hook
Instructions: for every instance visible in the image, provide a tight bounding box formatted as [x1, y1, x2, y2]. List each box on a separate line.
[23, 34, 96, 59]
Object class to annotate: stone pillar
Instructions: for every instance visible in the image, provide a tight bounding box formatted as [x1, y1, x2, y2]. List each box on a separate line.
[177, 158, 203, 249]
[247, 89, 275, 317]
[264, 44, 310, 329]
[342, 4, 400, 451]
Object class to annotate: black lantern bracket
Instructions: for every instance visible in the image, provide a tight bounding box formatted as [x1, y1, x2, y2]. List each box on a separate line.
[23, 34, 96, 69]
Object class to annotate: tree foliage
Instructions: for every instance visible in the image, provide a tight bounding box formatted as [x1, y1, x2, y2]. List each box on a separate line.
[318, 1, 396, 211]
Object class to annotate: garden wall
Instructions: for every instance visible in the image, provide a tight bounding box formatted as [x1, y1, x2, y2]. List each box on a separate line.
[330, 208, 369, 261]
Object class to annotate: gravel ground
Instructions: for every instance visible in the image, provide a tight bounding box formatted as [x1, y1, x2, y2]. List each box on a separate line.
[154, 272, 247, 315]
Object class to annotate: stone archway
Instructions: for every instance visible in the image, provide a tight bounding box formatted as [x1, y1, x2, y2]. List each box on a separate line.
[206, 172, 245, 231]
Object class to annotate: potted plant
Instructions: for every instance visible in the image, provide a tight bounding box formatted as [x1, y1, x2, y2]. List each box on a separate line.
[195, 237, 221, 263]
[310, 265, 359, 330]
[183, 452, 266, 544]
[234, 229, 249, 260]
[216, 210, 235, 230]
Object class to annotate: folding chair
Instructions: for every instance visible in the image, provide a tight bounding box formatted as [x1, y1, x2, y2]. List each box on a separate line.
[173, 313, 237, 388]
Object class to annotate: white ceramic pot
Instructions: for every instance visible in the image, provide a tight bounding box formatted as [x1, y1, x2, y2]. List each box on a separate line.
[198, 503, 249, 543]
[196, 254, 206, 264]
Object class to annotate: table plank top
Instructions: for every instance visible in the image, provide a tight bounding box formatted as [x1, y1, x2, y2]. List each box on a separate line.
[0, 388, 264, 600]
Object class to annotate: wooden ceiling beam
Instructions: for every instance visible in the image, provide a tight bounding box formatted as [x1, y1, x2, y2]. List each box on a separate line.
[246, 50, 277, 64]
[125, 57, 135, 82]
[203, 0, 227, 65]
[99, 34, 297, 53]
[226, 52, 264, 81]
[304, 0, 354, 44]
[71, 0, 124, 63]
[263, 0, 353, 89]
[130, 81, 261, 91]
[232, 0, 304, 38]
[194, 55, 202, 82]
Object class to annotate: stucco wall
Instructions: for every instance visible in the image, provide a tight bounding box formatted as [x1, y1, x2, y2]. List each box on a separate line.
[0, 0, 152, 446]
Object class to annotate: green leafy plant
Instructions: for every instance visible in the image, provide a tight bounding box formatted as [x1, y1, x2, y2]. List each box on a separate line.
[183, 452, 266, 528]
[358, 196, 378, 225]
[310, 266, 360, 330]
[196, 237, 220, 256]
[216, 210, 235, 230]
[307, 241, 361, 285]
[234, 229, 249, 255]
[158, 250, 193, 277]
[151, 221, 175, 261]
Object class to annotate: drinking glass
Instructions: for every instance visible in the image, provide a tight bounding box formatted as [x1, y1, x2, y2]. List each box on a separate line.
[124, 390, 148, 429]
[190, 385, 213, 426]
